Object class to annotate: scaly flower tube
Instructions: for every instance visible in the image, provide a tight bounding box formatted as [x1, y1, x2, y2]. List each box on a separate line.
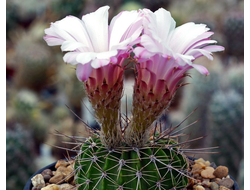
[127, 8, 224, 147]
[44, 6, 143, 148]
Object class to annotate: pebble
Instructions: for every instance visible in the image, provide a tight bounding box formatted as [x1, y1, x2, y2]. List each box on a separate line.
[210, 182, 219, 190]
[192, 164, 204, 175]
[49, 164, 75, 184]
[195, 185, 205, 190]
[32, 160, 76, 190]
[188, 158, 234, 190]
[41, 169, 53, 177]
[59, 183, 77, 190]
[31, 174, 45, 189]
[41, 184, 59, 190]
[55, 160, 70, 168]
[211, 178, 222, 184]
[43, 174, 52, 182]
[40, 183, 77, 190]
[201, 167, 216, 179]
[201, 179, 210, 187]
[218, 178, 234, 189]
[213, 166, 229, 178]
[49, 174, 64, 184]
[219, 186, 230, 190]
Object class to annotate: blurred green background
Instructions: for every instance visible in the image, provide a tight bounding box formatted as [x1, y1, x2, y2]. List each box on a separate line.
[6, 0, 244, 189]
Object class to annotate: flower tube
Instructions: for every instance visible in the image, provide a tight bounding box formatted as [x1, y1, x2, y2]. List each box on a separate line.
[127, 8, 224, 147]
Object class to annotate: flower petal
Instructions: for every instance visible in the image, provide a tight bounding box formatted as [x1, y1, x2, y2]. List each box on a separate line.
[63, 52, 80, 65]
[91, 59, 110, 69]
[140, 35, 162, 54]
[76, 52, 97, 64]
[192, 64, 210, 76]
[82, 6, 109, 52]
[109, 10, 143, 50]
[76, 62, 93, 82]
[203, 45, 225, 52]
[44, 16, 93, 51]
[169, 23, 210, 53]
[61, 41, 86, 51]
[96, 50, 118, 59]
[175, 53, 194, 65]
[150, 8, 176, 43]
[134, 46, 156, 59]
[43, 35, 64, 46]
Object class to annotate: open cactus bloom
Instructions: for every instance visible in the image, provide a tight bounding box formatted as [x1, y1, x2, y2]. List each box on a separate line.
[44, 6, 224, 189]
[44, 6, 143, 147]
[44, 6, 224, 148]
[128, 8, 225, 146]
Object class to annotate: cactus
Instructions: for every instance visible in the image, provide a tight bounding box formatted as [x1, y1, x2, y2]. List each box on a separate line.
[209, 89, 243, 177]
[180, 68, 221, 148]
[225, 64, 244, 95]
[75, 136, 189, 190]
[6, 125, 36, 190]
[51, 0, 85, 17]
[237, 159, 244, 190]
[13, 29, 56, 92]
[43, 6, 224, 190]
[12, 89, 39, 124]
[223, 12, 244, 57]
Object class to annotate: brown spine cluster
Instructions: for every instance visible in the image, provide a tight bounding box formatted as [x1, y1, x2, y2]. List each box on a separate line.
[84, 65, 124, 148]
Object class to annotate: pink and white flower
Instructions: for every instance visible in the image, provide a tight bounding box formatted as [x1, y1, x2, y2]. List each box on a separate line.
[127, 8, 224, 146]
[44, 6, 143, 148]
[44, 6, 143, 81]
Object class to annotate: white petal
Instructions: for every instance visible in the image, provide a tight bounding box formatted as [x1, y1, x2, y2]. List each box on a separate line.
[143, 8, 175, 44]
[169, 23, 209, 53]
[61, 41, 87, 51]
[175, 53, 194, 65]
[182, 32, 214, 53]
[91, 59, 110, 69]
[191, 40, 217, 50]
[133, 47, 155, 59]
[43, 35, 64, 46]
[140, 35, 162, 54]
[63, 52, 80, 65]
[96, 50, 118, 59]
[202, 45, 225, 52]
[153, 8, 176, 42]
[55, 16, 93, 50]
[45, 23, 75, 42]
[188, 45, 224, 60]
[187, 49, 213, 60]
[44, 16, 94, 51]
[82, 6, 109, 52]
[109, 10, 143, 50]
[192, 64, 209, 76]
[76, 52, 97, 64]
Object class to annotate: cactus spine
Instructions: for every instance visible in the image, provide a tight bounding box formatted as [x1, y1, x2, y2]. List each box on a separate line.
[75, 133, 190, 190]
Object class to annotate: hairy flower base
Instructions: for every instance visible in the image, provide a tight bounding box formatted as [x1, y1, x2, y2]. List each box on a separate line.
[125, 126, 151, 148]
[84, 63, 124, 148]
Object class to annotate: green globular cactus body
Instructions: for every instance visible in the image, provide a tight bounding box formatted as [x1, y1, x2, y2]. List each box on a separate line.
[75, 137, 189, 190]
